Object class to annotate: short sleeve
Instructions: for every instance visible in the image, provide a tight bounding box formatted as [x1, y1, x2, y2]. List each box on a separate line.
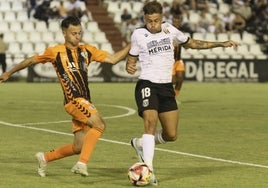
[129, 30, 139, 57]
[34, 47, 56, 64]
[84, 45, 108, 63]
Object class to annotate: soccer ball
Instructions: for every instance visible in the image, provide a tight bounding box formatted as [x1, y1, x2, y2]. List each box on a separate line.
[128, 162, 152, 186]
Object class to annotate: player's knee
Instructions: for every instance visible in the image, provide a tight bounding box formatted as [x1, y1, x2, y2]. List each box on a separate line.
[167, 136, 177, 142]
[73, 145, 82, 154]
[92, 122, 106, 131]
[164, 133, 177, 142]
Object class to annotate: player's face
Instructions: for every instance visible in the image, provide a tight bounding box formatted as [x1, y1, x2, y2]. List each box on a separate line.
[63, 24, 82, 48]
[144, 13, 162, 34]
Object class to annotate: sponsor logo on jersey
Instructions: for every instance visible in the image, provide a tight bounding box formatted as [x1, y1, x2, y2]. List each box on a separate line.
[147, 38, 172, 55]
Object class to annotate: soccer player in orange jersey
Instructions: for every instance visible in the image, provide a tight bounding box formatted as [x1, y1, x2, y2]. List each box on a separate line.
[0, 16, 130, 177]
[172, 14, 186, 97]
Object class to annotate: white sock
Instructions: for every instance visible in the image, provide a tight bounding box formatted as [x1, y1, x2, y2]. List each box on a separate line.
[142, 134, 155, 171]
[136, 138, 142, 150]
[155, 129, 166, 145]
[77, 161, 86, 166]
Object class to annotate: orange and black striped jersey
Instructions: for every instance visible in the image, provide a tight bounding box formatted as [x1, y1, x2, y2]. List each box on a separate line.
[34, 44, 108, 104]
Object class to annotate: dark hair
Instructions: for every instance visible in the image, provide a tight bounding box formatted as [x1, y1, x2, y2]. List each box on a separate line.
[61, 16, 81, 30]
[0, 33, 3, 38]
[143, 1, 163, 15]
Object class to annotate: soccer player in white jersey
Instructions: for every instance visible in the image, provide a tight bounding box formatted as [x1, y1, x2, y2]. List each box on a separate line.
[126, 1, 239, 186]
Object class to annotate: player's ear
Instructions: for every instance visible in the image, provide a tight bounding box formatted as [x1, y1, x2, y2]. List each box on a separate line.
[62, 29, 66, 37]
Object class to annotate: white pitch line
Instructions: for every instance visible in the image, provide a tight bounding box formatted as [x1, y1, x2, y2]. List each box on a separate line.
[0, 120, 267, 169]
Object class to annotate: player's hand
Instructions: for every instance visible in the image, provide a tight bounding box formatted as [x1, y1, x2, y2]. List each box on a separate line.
[0, 72, 10, 83]
[126, 62, 137, 74]
[223, 40, 240, 50]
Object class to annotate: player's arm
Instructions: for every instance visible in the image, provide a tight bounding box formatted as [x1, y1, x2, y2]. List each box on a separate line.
[182, 38, 240, 50]
[126, 54, 138, 75]
[0, 56, 38, 83]
[104, 43, 131, 64]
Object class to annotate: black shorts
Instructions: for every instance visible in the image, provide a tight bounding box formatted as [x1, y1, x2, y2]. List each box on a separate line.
[135, 79, 178, 117]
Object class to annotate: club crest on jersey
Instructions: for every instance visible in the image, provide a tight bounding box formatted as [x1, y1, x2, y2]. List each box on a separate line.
[81, 51, 88, 58]
[67, 61, 78, 72]
[142, 99, 149, 107]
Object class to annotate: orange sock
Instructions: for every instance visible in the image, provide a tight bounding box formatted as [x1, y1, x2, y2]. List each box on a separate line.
[78, 127, 103, 164]
[44, 144, 76, 162]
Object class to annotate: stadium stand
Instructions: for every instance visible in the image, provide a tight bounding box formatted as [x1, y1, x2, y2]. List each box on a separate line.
[0, 0, 267, 67]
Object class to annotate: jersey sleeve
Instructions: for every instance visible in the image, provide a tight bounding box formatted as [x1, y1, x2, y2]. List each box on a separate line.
[34, 47, 56, 64]
[129, 30, 139, 57]
[163, 22, 189, 45]
[85, 45, 108, 63]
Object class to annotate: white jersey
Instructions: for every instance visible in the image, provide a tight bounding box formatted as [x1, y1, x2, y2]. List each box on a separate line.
[129, 22, 189, 83]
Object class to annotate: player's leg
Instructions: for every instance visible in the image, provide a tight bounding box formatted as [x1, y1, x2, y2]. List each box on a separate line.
[158, 110, 179, 142]
[173, 60, 185, 97]
[155, 84, 179, 144]
[71, 112, 105, 176]
[131, 80, 159, 185]
[63, 97, 105, 176]
[35, 121, 86, 177]
[36, 144, 77, 177]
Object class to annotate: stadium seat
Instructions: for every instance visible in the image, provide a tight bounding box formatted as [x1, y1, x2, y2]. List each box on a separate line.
[1, 22, 10, 33]
[3, 32, 16, 43]
[17, 11, 28, 22]
[100, 42, 114, 53]
[180, 47, 192, 59]
[217, 33, 229, 41]
[0, 1, 11, 11]
[7, 42, 21, 56]
[185, 48, 205, 59]
[49, 1, 60, 9]
[236, 45, 254, 59]
[229, 33, 242, 44]
[35, 21, 48, 32]
[21, 42, 34, 57]
[48, 20, 60, 32]
[94, 32, 108, 43]
[0, 11, 4, 21]
[11, 1, 23, 11]
[29, 32, 42, 43]
[113, 12, 122, 24]
[42, 32, 55, 43]
[210, 47, 229, 59]
[120, 2, 132, 12]
[16, 32, 28, 43]
[4, 11, 16, 22]
[193, 33, 205, 40]
[205, 33, 217, 41]
[219, 3, 230, 14]
[132, 2, 143, 14]
[249, 44, 267, 59]
[54, 33, 64, 43]
[9, 21, 22, 32]
[242, 32, 256, 45]
[82, 31, 94, 43]
[107, 1, 120, 13]
[34, 42, 47, 54]
[86, 21, 100, 33]
[22, 21, 35, 32]
[225, 47, 243, 59]
[188, 11, 199, 25]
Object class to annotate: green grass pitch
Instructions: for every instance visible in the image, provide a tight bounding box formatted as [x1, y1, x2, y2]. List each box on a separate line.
[0, 82, 267, 188]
